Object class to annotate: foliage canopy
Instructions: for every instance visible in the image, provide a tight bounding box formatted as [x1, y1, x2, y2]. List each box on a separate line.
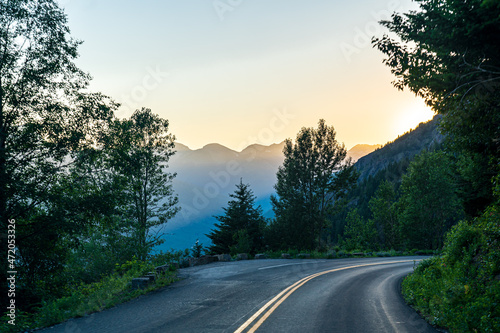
[270, 119, 358, 250]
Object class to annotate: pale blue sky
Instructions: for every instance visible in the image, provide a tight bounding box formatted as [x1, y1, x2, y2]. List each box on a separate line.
[60, 0, 434, 150]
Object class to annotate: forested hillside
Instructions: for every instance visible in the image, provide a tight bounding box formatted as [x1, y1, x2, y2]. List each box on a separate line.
[348, 116, 444, 220]
[355, 115, 443, 181]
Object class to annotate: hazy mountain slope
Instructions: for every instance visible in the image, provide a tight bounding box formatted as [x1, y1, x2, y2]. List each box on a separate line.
[347, 144, 382, 162]
[355, 115, 444, 181]
[328, 116, 445, 237]
[157, 141, 379, 251]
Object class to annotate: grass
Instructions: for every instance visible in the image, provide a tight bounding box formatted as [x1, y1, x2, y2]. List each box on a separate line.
[0, 257, 179, 333]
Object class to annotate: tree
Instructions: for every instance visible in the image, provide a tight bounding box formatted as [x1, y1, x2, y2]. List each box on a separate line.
[372, 0, 500, 215]
[341, 208, 378, 251]
[207, 180, 265, 255]
[271, 119, 358, 250]
[368, 180, 399, 249]
[0, 0, 117, 308]
[106, 108, 179, 260]
[397, 151, 464, 249]
[55, 146, 137, 285]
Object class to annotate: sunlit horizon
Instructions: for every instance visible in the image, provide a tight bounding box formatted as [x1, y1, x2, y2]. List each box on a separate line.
[60, 0, 433, 153]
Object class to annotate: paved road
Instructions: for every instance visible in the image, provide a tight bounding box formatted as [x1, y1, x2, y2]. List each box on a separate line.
[40, 257, 438, 333]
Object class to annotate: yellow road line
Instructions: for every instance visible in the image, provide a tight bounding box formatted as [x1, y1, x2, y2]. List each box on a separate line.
[234, 260, 419, 333]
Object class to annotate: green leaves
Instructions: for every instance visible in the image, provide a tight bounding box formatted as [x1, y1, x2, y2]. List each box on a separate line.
[271, 119, 357, 250]
[104, 108, 179, 259]
[398, 150, 464, 249]
[373, 0, 500, 214]
[402, 203, 500, 331]
[342, 208, 377, 251]
[0, 0, 123, 312]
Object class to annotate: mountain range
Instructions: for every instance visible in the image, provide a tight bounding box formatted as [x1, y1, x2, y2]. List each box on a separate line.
[156, 142, 380, 251]
[155, 116, 443, 252]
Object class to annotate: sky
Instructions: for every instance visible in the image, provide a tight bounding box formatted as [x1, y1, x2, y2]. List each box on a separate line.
[59, 0, 435, 151]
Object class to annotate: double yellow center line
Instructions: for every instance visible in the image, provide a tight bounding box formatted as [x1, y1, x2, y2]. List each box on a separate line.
[234, 260, 418, 333]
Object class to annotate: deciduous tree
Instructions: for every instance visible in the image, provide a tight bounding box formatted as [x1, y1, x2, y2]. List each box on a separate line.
[342, 208, 378, 251]
[397, 151, 463, 249]
[271, 119, 358, 250]
[369, 180, 399, 249]
[106, 108, 179, 260]
[372, 0, 500, 215]
[0, 0, 117, 308]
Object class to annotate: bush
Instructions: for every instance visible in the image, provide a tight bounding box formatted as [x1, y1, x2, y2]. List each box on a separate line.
[327, 250, 337, 259]
[0, 253, 179, 332]
[402, 203, 500, 332]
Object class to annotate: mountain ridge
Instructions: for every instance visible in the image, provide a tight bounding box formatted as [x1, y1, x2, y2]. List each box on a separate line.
[174, 141, 379, 163]
[159, 141, 380, 251]
[354, 115, 443, 180]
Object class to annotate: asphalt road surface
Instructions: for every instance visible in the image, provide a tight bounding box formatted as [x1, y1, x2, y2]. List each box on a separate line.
[40, 257, 438, 333]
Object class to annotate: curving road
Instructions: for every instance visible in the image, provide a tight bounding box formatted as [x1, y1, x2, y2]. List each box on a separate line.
[40, 257, 438, 333]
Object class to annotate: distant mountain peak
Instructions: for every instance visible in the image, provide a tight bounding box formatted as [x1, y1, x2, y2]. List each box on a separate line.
[240, 141, 286, 155]
[347, 144, 382, 162]
[174, 142, 191, 152]
[174, 141, 376, 161]
[202, 143, 233, 150]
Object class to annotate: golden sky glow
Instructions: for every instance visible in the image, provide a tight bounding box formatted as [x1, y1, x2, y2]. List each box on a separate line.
[61, 0, 435, 151]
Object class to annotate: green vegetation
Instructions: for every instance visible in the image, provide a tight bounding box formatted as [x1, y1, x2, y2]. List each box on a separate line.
[1, 0, 499, 331]
[368, 180, 399, 249]
[372, 0, 500, 330]
[261, 248, 427, 260]
[328, 148, 464, 254]
[0, 1, 180, 330]
[0, 253, 181, 333]
[104, 107, 179, 260]
[268, 119, 358, 251]
[402, 197, 500, 332]
[373, 0, 500, 216]
[207, 180, 265, 255]
[341, 208, 377, 251]
[398, 151, 464, 249]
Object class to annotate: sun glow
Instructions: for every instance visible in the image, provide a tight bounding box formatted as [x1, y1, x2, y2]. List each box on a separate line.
[394, 100, 435, 137]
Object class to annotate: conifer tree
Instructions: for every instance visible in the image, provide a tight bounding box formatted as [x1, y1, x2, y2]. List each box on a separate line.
[207, 180, 265, 255]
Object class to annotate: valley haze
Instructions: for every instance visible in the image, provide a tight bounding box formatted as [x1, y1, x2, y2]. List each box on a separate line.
[156, 142, 380, 252]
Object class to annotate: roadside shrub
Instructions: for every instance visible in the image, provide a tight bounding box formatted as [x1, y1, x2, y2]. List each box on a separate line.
[0, 253, 179, 332]
[402, 203, 500, 332]
[337, 250, 348, 258]
[327, 250, 337, 259]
